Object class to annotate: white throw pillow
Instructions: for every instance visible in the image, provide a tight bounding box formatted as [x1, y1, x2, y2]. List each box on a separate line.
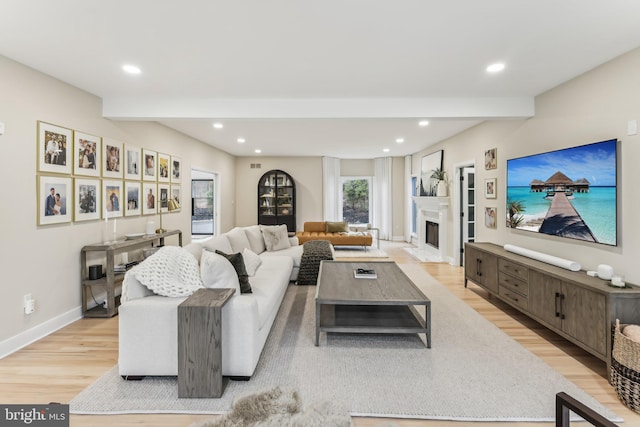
[244, 225, 267, 254]
[183, 242, 203, 263]
[260, 224, 291, 252]
[202, 235, 233, 254]
[226, 227, 252, 253]
[242, 248, 263, 276]
[200, 250, 241, 295]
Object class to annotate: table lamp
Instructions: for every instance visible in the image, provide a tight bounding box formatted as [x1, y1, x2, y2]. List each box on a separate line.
[156, 198, 180, 234]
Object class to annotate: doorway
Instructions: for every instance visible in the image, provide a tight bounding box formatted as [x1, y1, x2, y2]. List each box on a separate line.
[191, 169, 218, 236]
[452, 161, 476, 266]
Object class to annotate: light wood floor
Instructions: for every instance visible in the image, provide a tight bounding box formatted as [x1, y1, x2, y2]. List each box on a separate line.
[0, 241, 637, 427]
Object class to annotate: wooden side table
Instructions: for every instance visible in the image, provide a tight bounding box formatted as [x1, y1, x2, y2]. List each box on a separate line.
[178, 288, 235, 398]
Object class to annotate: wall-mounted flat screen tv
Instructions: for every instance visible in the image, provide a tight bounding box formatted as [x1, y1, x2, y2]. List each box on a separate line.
[506, 139, 617, 246]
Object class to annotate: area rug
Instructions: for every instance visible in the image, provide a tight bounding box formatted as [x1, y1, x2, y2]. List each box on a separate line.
[70, 264, 621, 422]
[333, 246, 387, 258]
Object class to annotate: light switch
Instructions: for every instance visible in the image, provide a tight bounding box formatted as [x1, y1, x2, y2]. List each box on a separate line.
[628, 119, 637, 136]
[0, 122, 4, 135]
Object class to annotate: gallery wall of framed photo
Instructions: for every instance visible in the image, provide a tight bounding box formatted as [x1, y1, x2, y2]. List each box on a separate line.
[36, 120, 182, 226]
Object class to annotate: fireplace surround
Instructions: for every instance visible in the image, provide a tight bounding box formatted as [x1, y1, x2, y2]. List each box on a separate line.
[410, 196, 449, 262]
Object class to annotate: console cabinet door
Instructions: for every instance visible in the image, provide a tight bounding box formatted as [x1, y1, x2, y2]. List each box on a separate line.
[465, 245, 498, 292]
[528, 270, 563, 330]
[561, 282, 607, 357]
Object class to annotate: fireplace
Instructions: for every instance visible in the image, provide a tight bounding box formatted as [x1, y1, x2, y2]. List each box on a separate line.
[410, 196, 449, 262]
[426, 221, 439, 248]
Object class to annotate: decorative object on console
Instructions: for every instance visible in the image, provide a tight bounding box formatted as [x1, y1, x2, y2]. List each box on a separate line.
[596, 264, 614, 280]
[156, 197, 180, 233]
[503, 244, 581, 271]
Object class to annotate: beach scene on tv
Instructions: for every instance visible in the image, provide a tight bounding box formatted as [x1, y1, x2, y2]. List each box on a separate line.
[506, 139, 617, 246]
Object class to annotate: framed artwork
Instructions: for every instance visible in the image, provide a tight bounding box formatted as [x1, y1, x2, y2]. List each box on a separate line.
[74, 178, 100, 222]
[485, 207, 497, 229]
[158, 153, 170, 183]
[124, 145, 142, 180]
[158, 183, 170, 213]
[143, 149, 157, 182]
[171, 156, 182, 183]
[125, 181, 142, 216]
[485, 178, 497, 199]
[170, 184, 181, 212]
[73, 131, 101, 177]
[103, 179, 123, 218]
[38, 175, 72, 225]
[419, 150, 443, 196]
[142, 182, 157, 215]
[103, 138, 123, 178]
[37, 121, 72, 174]
[485, 148, 497, 170]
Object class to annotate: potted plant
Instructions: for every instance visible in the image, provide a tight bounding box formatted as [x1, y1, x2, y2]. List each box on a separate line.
[431, 168, 447, 197]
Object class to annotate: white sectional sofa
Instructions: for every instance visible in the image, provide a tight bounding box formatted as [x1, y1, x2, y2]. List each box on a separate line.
[118, 225, 303, 379]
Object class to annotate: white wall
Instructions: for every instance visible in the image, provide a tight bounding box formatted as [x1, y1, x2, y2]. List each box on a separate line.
[0, 55, 236, 347]
[413, 47, 640, 283]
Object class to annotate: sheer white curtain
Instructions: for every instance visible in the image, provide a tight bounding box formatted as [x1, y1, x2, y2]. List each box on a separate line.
[322, 157, 341, 221]
[373, 157, 392, 240]
[404, 155, 412, 242]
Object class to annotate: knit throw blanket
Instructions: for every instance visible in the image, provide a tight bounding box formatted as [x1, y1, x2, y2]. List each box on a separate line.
[133, 246, 204, 297]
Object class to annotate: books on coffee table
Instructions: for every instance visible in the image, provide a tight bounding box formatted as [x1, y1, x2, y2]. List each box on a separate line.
[354, 268, 377, 279]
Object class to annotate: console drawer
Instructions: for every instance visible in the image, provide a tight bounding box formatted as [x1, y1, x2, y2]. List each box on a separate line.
[498, 271, 529, 296]
[498, 259, 529, 282]
[498, 285, 528, 311]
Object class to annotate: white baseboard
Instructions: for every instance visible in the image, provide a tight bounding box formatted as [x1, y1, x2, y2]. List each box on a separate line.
[0, 306, 82, 359]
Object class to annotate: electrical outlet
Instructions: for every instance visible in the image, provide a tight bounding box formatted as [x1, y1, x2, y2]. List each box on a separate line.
[23, 294, 35, 315]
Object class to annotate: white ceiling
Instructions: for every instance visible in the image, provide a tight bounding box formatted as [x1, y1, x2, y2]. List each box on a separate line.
[2, 1, 640, 158]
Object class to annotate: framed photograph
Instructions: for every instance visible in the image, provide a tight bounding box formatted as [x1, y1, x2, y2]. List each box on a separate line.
[125, 181, 142, 216]
[37, 121, 72, 174]
[142, 182, 157, 215]
[419, 150, 443, 196]
[171, 156, 182, 183]
[38, 175, 72, 225]
[485, 207, 497, 229]
[74, 178, 100, 222]
[485, 178, 497, 199]
[103, 138, 123, 178]
[103, 179, 123, 218]
[170, 184, 181, 212]
[73, 131, 101, 177]
[158, 153, 170, 183]
[485, 148, 497, 170]
[158, 183, 170, 213]
[143, 149, 157, 181]
[124, 145, 142, 180]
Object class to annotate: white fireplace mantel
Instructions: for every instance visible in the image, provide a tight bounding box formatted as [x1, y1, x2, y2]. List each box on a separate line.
[410, 196, 449, 262]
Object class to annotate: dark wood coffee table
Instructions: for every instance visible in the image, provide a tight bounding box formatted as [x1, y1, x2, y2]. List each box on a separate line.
[315, 261, 431, 347]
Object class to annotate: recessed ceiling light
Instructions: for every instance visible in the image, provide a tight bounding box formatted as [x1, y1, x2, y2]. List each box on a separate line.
[254, 149, 262, 154]
[383, 148, 390, 153]
[122, 64, 141, 74]
[486, 63, 505, 73]
[396, 138, 404, 144]
[213, 123, 223, 129]
[418, 120, 430, 127]
[237, 138, 246, 143]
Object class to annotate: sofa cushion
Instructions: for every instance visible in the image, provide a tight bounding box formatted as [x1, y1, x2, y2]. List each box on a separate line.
[261, 224, 291, 252]
[326, 221, 349, 233]
[244, 225, 266, 254]
[216, 250, 252, 294]
[249, 256, 294, 330]
[227, 227, 253, 253]
[183, 242, 203, 263]
[200, 250, 241, 294]
[259, 244, 303, 268]
[242, 248, 263, 276]
[202, 235, 233, 254]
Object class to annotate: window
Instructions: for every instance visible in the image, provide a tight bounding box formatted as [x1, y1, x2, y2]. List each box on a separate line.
[191, 178, 214, 235]
[339, 177, 372, 226]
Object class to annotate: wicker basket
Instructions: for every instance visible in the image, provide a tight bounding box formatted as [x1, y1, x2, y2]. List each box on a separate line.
[611, 319, 640, 413]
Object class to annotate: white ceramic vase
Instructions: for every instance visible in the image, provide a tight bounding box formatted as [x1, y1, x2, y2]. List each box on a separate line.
[437, 181, 447, 197]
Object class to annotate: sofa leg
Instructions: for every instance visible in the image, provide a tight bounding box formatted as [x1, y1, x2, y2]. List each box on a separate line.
[229, 376, 251, 381]
[121, 375, 145, 381]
